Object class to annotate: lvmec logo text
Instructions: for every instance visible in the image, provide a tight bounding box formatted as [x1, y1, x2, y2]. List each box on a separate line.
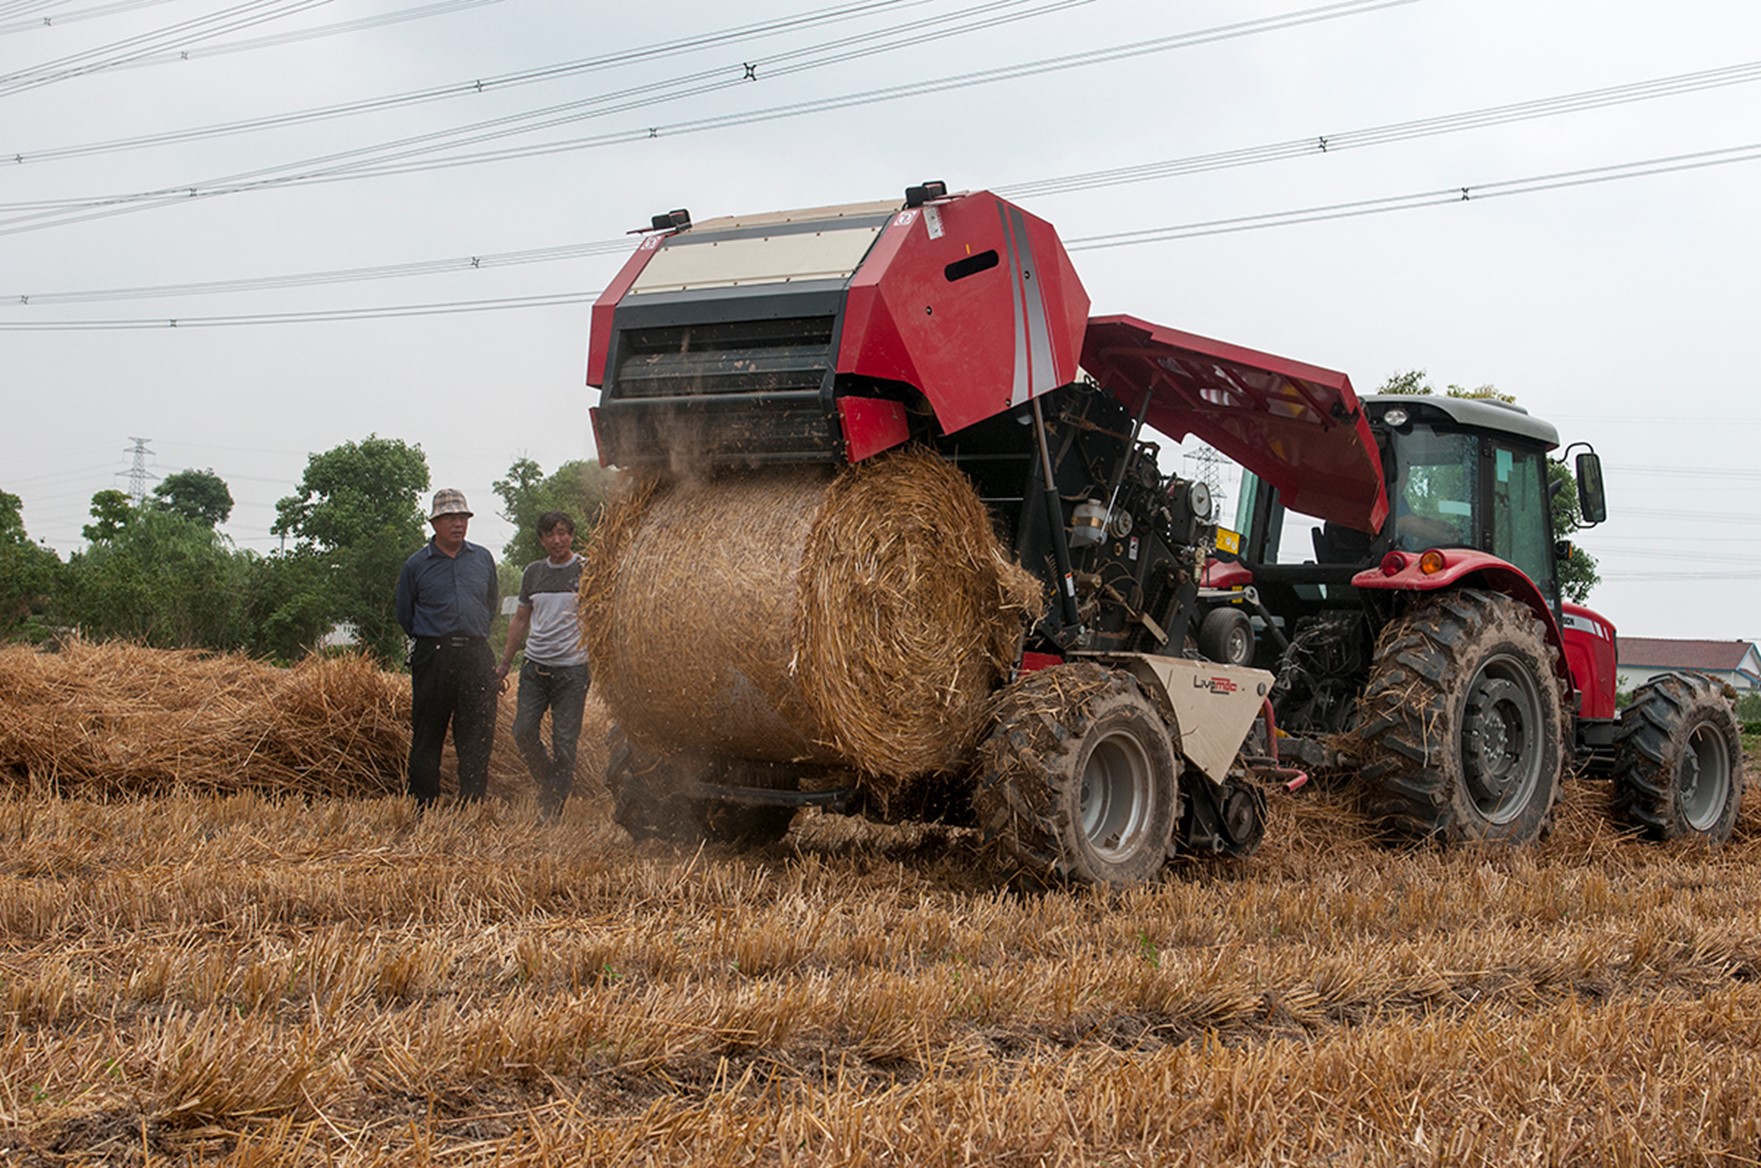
[1194, 675, 1239, 695]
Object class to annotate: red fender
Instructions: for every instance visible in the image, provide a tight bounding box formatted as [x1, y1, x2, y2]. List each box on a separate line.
[1351, 549, 1572, 684]
[1560, 603, 1618, 720]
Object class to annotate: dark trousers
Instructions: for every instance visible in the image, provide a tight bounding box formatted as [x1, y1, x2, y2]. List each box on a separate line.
[408, 636, 497, 804]
[512, 659, 591, 816]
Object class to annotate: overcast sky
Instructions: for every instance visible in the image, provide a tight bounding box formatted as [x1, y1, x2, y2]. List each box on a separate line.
[4, 0, 1758, 641]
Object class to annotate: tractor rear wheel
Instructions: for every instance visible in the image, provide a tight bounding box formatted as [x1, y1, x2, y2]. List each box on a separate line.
[973, 664, 1180, 887]
[606, 727, 796, 847]
[1612, 673, 1744, 843]
[1357, 589, 1565, 845]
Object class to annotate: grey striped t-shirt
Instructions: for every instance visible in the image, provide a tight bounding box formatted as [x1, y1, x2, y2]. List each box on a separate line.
[517, 554, 588, 667]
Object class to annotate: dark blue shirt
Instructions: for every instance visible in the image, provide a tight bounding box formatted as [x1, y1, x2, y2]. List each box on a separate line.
[395, 539, 499, 639]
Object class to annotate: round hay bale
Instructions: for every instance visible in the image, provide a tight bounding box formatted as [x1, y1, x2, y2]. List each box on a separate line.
[579, 448, 1042, 784]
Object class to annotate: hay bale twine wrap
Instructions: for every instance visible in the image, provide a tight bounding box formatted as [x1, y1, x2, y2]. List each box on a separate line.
[580, 448, 1043, 787]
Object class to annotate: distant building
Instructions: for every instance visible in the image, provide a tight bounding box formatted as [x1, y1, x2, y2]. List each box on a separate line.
[1616, 637, 1761, 694]
[319, 621, 360, 649]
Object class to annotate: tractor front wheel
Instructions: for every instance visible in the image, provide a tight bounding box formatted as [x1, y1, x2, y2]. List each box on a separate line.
[1612, 673, 1744, 843]
[1357, 589, 1564, 845]
[973, 664, 1180, 887]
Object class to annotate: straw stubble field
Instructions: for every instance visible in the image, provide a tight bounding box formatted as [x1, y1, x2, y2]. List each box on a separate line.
[3, 645, 1761, 1166]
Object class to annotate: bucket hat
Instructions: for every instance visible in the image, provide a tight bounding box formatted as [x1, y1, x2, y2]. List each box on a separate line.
[430, 488, 472, 520]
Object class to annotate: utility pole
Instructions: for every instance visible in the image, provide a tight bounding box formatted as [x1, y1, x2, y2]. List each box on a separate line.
[122, 437, 156, 504]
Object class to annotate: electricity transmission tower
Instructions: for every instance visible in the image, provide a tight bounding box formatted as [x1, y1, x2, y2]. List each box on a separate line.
[1184, 443, 1227, 521]
[122, 437, 157, 503]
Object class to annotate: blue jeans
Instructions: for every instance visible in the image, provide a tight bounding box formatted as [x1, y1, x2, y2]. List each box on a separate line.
[512, 659, 591, 815]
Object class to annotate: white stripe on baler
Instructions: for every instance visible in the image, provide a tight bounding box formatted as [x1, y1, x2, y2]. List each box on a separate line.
[999, 201, 1031, 407]
[1009, 205, 1058, 400]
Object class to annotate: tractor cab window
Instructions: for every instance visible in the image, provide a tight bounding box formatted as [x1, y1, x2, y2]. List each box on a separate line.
[1230, 471, 1277, 560]
[1391, 428, 1477, 551]
[1491, 443, 1556, 606]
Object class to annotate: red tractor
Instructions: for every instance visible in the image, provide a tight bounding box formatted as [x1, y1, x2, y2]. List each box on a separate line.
[1107, 319, 1746, 846]
[586, 184, 1742, 886]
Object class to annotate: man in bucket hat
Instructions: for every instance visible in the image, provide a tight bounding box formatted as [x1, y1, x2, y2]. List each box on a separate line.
[395, 488, 500, 807]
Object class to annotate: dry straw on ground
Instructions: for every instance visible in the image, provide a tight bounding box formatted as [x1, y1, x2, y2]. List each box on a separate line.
[0, 639, 609, 800]
[2, 770, 1759, 1166]
[580, 448, 1041, 785]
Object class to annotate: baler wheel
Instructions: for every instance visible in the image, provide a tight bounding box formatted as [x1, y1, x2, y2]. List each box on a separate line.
[605, 726, 795, 847]
[974, 664, 1180, 888]
[1356, 589, 1565, 845]
[1612, 672, 1744, 843]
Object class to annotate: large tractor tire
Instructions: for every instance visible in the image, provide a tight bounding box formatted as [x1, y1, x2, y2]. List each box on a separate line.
[1357, 589, 1565, 845]
[606, 726, 796, 847]
[1612, 673, 1744, 843]
[973, 664, 1181, 888]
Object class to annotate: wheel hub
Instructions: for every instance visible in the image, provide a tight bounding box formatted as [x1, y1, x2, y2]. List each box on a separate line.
[1681, 723, 1732, 832]
[1460, 662, 1541, 822]
[1079, 732, 1154, 861]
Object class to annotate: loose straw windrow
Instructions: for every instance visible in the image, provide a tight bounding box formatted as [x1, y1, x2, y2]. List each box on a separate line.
[0, 639, 610, 799]
[580, 448, 1043, 785]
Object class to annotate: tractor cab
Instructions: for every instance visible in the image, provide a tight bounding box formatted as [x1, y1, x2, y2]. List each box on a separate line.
[1225, 394, 1605, 631]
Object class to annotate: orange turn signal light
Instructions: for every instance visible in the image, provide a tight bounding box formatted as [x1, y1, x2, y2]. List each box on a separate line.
[1418, 549, 1448, 575]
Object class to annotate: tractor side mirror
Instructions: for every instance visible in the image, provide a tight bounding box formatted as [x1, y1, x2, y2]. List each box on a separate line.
[1574, 451, 1607, 526]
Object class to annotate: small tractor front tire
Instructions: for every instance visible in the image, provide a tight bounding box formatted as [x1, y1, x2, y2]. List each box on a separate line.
[1612, 673, 1744, 843]
[973, 664, 1180, 888]
[1197, 607, 1255, 666]
[1357, 589, 1565, 845]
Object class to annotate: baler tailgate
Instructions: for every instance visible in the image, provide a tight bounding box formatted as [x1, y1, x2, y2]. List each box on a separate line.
[1081, 315, 1389, 532]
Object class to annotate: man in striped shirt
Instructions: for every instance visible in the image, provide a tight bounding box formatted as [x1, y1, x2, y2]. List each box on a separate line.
[496, 510, 591, 821]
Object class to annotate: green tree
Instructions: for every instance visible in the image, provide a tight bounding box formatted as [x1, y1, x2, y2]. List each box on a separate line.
[153, 468, 234, 527]
[240, 548, 338, 664]
[271, 436, 430, 665]
[1378, 369, 1517, 403]
[0, 490, 62, 639]
[1375, 371, 1599, 602]
[59, 508, 255, 650]
[82, 489, 134, 544]
[492, 457, 613, 565]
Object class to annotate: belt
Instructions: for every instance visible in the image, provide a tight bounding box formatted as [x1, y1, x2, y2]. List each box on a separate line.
[423, 634, 486, 647]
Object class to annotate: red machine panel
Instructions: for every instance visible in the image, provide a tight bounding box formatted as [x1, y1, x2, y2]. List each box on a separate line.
[837, 395, 911, 463]
[837, 192, 1090, 435]
[1561, 602, 1618, 720]
[586, 231, 667, 387]
[1082, 316, 1389, 533]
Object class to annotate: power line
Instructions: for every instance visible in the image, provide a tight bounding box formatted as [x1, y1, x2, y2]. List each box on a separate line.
[12, 52, 1761, 304]
[1602, 572, 1761, 581]
[1607, 462, 1761, 481]
[0, 0, 335, 96]
[5, 134, 1761, 323]
[0, 0, 76, 20]
[1, 0, 1004, 164]
[0, 0, 1419, 234]
[0, 289, 599, 329]
[1000, 59, 1761, 200]
[0, 0, 201, 36]
[1615, 507, 1761, 524]
[1062, 142, 1761, 250]
[73, 0, 497, 56]
[5, 239, 633, 304]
